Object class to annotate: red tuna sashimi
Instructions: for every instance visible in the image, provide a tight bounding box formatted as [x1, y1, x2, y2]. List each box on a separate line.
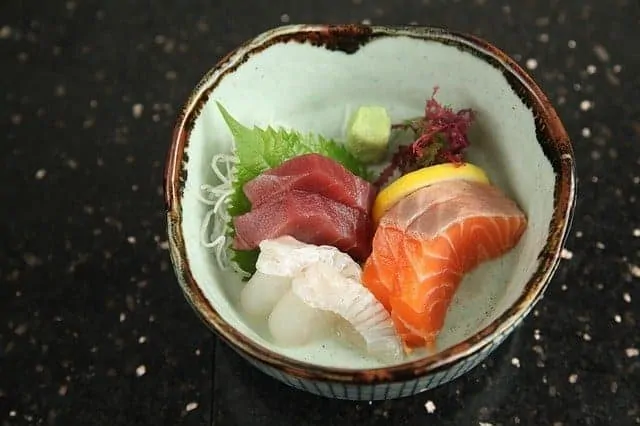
[243, 153, 376, 214]
[232, 190, 372, 261]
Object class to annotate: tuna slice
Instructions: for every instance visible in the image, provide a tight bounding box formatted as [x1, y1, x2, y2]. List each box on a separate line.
[243, 153, 376, 213]
[233, 190, 372, 261]
[361, 179, 527, 349]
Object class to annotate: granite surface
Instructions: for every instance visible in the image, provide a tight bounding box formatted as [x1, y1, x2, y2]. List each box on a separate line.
[1, 0, 639, 425]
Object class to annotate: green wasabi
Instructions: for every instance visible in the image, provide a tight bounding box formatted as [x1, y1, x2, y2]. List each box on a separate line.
[345, 106, 391, 164]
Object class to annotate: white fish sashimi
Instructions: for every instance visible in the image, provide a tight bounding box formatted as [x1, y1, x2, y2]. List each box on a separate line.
[291, 262, 403, 362]
[256, 236, 362, 280]
[240, 271, 291, 317]
[268, 290, 334, 346]
[242, 236, 401, 359]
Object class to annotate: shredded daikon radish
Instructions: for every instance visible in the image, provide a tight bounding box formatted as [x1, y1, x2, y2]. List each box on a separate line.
[198, 153, 249, 276]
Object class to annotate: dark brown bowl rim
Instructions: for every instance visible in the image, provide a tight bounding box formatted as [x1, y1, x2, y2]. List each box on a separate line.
[163, 24, 576, 384]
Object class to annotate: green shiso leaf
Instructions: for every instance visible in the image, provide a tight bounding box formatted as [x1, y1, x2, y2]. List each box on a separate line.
[216, 103, 372, 275]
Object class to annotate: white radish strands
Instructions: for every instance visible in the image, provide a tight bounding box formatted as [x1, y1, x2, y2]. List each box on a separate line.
[198, 153, 250, 277]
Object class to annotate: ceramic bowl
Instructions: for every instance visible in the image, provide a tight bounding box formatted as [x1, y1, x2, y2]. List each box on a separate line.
[164, 24, 576, 400]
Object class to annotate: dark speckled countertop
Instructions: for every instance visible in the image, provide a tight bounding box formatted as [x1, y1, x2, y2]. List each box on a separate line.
[1, 1, 639, 425]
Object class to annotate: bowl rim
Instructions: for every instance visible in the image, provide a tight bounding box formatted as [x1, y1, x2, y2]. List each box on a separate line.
[163, 24, 577, 384]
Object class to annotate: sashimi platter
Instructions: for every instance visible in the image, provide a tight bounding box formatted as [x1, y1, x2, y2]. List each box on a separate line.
[197, 87, 527, 363]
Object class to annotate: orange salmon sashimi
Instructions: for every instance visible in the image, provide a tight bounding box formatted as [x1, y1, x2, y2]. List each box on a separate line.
[361, 179, 527, 351]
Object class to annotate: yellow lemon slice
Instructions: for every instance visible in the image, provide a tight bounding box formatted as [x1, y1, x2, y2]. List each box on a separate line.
[372, 162, 490, 223]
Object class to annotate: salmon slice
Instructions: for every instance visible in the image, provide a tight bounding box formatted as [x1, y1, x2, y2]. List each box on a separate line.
[361, 179, 527, 350]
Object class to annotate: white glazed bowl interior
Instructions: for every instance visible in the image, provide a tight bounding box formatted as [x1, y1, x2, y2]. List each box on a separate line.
[178, 28, 555, 369]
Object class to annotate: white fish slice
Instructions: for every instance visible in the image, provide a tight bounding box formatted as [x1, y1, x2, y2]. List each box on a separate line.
[291, 262, 403, 363]
[256, 235, 362, 280]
